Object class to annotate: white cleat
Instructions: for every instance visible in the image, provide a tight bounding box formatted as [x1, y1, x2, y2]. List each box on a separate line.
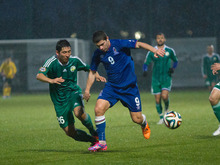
[213, 125, 220, 136]
[157, 118, 164, 125]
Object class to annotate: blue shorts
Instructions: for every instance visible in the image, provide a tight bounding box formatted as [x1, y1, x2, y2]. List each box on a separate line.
[98, 83, 142, 112]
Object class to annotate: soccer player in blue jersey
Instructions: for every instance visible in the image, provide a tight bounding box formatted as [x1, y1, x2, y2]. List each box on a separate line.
[83, 31, 165, 152]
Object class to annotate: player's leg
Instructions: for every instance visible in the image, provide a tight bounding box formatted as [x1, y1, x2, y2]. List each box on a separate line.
[120, 85, 150, 139]
[161, 90, 170, 113]
[88, 99, 109, 152]
[2, 80, 9, 98]
[130, 111, 151, 139]
[57, 108, 97, 144]
[155, 94, 163, 124]
[152, 80, 163, 123]
[62, 124, 97, 143]
[209, 86, 220, 136]
[73, 94, 98, 138]
[74, 106, 98, 138]
[6, 79, 12, 97]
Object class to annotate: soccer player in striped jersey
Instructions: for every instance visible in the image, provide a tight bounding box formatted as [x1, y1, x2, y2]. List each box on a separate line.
[83, 31, 165, 152]
[36, 40, 106, 146]
[209, 62, 220, 136]
[202, 45, 220, 92]
[143, 33, 178, 125]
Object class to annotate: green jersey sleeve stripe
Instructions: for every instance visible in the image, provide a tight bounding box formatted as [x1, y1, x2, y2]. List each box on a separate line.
[43, 56, 56, 67]
[70, 55, 87, 66]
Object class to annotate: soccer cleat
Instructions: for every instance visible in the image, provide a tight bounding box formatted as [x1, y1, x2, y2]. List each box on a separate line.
[142, 123, 151, 139]
[88, 142, 107, 152]
[213, 125, 220, 136]
[157, 118, 164, 125]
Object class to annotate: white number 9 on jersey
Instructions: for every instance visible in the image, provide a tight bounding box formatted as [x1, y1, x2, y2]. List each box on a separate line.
[108, 56, 115, 65]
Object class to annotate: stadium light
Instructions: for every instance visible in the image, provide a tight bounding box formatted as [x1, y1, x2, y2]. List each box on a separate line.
[120, 30, 129, 38]
[70, 33, 77, 38]
[134, 31, 145, 40]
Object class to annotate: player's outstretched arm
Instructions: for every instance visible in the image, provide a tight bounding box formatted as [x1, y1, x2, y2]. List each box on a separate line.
[83, 70, 96, 102]
[136, 41, 165, 58]
[36, 73, 64, 84]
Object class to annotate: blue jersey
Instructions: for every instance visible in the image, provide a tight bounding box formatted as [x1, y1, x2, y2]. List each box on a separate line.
[90, 39, 137, 88]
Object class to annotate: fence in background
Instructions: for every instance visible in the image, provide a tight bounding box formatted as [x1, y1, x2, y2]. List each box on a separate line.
[0, 37, 216, 93]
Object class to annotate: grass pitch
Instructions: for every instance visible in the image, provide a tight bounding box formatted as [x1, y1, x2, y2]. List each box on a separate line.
[0, 90, 220, 165]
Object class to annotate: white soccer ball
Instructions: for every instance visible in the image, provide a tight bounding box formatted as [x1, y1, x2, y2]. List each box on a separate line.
[163, 111, 182, 129]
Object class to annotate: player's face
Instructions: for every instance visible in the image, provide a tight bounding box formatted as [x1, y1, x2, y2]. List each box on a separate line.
[96, 39, 110, 52]
[56, 46, 71, 64]
[207, 46, 214, 54]
[156, 34, 166, 47]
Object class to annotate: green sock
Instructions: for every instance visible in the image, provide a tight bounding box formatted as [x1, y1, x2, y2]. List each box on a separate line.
[81, 113, 97, 136]
[164, 99, 169, 111]
[156, 103, 163, 119]
[212, 102, 220, 122]
[73, 129, 96, 143]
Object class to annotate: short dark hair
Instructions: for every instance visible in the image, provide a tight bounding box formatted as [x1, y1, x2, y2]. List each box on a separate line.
[56, 40, 71, 52]
[156, 32, 165, 38]
[93, 31, 108, 43]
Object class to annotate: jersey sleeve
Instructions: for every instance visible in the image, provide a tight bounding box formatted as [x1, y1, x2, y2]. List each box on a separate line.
[38, 58, 54, 76]
[75, 57, 90, 71]
[90, 50, 101, 71]
[119, 39, 137, 49]
[170, 48, 178, 62]
[144, 51, 154, 65]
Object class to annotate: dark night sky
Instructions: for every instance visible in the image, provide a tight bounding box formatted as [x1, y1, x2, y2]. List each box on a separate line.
[0, 0, 219, 40]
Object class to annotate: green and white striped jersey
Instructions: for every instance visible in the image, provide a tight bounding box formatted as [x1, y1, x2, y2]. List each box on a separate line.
[202, 53, 220, 78]
[38, 55, 90, 105]
[144, 45, 178, 82]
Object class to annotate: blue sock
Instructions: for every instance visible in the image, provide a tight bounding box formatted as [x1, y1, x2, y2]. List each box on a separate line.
[95, 115, 106, 141]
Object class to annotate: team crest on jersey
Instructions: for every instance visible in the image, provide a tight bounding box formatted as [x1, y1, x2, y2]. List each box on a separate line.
[70, 66, 76, 72]
[213, 57, 217, 61]
[113, 47, 119, 55]
[39, 67, 46, 72]
[165, 52, 169, 56]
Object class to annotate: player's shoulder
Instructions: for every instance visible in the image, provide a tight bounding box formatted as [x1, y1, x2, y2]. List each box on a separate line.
[69, 55, 86, 64]
[43, 55, 57, 67]
[164, 45, 175, 52]
[69, 55, 81, 61]
[213, 53, 220, 57]
[93, 48, 104, 57]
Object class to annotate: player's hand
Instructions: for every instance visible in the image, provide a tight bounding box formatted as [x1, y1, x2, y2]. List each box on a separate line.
[168, 68, 174, 76]
[83, 91, 91, 102]
[203, 75, 207, 79]
[96, 75, 107, 82]
[211, 63, 220, 75]
[212, 70, 218, 75]
[154, 48, 165, 58]
[51, 77, 65, 84]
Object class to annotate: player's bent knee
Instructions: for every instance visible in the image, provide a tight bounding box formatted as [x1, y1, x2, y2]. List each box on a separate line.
[94, 106, 105, 116]
[209, 95, 218, 105]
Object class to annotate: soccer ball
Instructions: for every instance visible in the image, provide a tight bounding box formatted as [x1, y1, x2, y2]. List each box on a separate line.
[163, 111, 182, 129]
